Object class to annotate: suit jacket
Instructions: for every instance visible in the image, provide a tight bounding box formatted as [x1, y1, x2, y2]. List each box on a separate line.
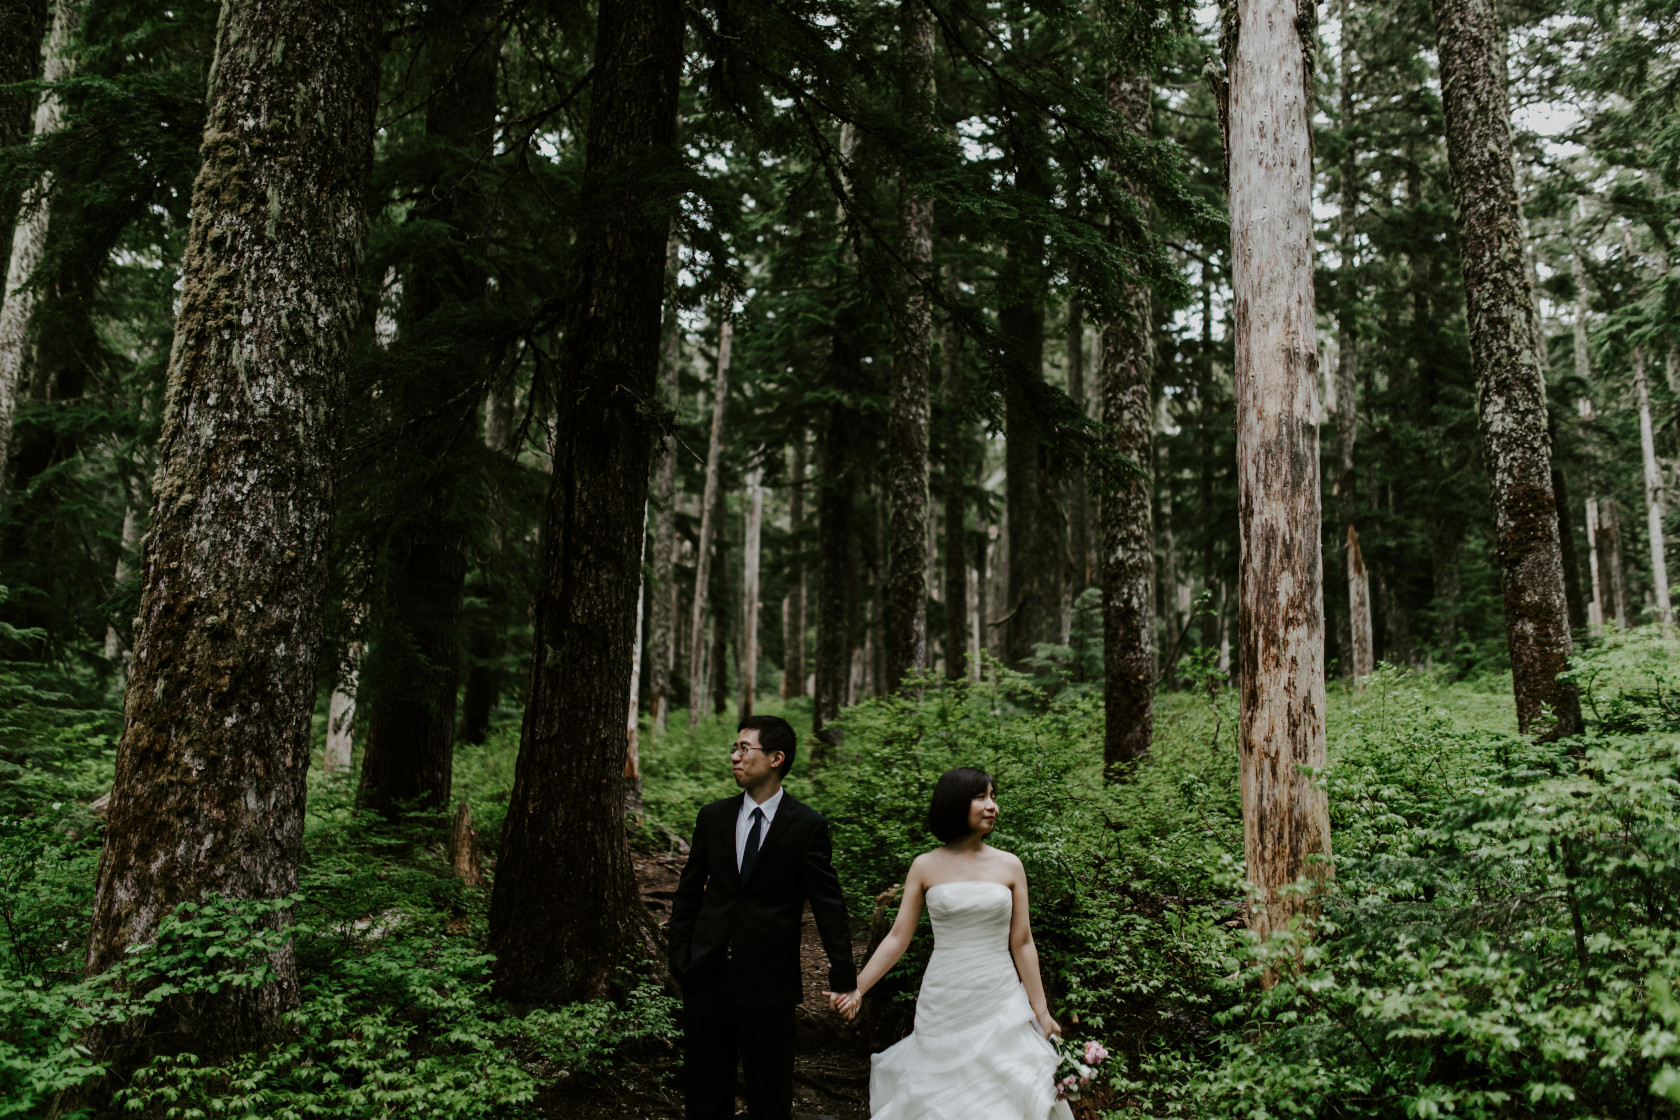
[666, 791, 857, 1007]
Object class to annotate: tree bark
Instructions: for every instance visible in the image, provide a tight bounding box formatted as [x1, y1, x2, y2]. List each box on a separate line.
[1585, 493, 1599, 628]
[1603, 498, 1630, 628]
[783, 434, 808, 698]
[0, 0, 49, 242]
[1334, 0, 1361, 679]
[627, 503, 647, 813]
[1347, 527, 1374, 684]
[688, 306, 731, 727]
[0, 0, 74, 489]
[741, 466, 763, 715]
[79, 0, 378, 1076]
[1222, 0, 1334, 950]
[709, 485, 732, 717]
[942, 303, 968, 681]
[1099, 67, 1155, 776]
[1551, 468, 1587, 631]
[1432, 0, 1582, 737]
[459, 352, 516, 744]
[885, 0, 934, 695]
[486, 0, 679, 1004]
[1067, 296, 1091, 594]
[1633, 344, 1671, 626]
[358, 0, 500, 815]
[325, 653, 358, 776]
[649, 235, 682, 729]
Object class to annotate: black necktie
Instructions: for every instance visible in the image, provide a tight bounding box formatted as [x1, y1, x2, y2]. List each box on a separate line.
[741, 807, 764, 879]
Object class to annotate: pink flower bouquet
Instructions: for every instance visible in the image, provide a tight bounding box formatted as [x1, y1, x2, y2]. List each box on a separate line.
[1050, 1035, 1109, 1101]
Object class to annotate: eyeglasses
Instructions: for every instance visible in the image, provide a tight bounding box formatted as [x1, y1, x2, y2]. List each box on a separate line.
[729, 745, 773, 759]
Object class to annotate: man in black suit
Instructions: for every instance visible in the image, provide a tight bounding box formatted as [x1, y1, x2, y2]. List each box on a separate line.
[667, 714, 856, 1120]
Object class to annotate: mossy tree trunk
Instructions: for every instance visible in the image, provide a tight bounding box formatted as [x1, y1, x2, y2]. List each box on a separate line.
[1431, 0, 1582, 737]
[486, 0, 679, 1003]
[358, 0, 500, 815]
[79, 0, 379, 1077]
[1221, 0, 1334, 954]
[1099, 65, 1156, 777]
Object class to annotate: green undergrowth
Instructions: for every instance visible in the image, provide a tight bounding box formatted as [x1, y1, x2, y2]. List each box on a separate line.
[7, 629, 1680, 1117]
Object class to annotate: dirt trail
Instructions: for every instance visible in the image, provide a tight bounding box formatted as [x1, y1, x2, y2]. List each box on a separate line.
[541, 850, 876, 1119]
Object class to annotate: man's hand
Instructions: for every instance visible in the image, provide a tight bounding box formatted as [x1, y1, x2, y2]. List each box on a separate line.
[825, 989, 862, 1020]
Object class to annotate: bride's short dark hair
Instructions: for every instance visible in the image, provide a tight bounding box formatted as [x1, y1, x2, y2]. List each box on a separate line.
[926, 767, 996, 842]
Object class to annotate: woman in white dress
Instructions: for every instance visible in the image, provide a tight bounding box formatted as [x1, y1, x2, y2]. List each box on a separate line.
[826, 767, 1075, 1120]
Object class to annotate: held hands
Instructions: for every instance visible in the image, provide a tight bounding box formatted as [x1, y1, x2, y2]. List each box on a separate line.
[825, 989, 863, 1020]
[1035, 1008, 1061, 1040]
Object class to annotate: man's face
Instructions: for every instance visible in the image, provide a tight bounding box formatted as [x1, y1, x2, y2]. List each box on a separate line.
[730, 727, 783, 789]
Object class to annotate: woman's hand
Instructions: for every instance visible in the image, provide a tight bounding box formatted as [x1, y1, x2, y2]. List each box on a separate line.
[1036, 1008, 1061, 1040]
[826, 989, 863, 1020]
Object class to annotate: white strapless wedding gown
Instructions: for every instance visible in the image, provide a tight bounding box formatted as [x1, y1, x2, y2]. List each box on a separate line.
[869, 880, 1075, 1120]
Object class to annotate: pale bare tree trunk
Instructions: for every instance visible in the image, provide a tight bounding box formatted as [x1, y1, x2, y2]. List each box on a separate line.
[1099, 65, 1156, 777]
[1585, 500, 1599, 631]
[1347, 527, 1374, 685]
[0, 0, 75, 486]
[102, 504, 139, 661]
[325, 643, 360, 775]
[688, 305, 731, 727]
[0, 0, 50, 287]
[1219, 0, 1334, 951]
[783, 435, 807, 698]
[649, 235, 682, 731]
[740, 465, 763, 715]
[1624, 226, 1672, 626]
[943, 306, 968, 680]
[1432, 0, 1581, 737]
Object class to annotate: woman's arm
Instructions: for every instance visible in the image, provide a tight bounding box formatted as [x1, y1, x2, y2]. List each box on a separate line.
[1006, 856, 1060, 1039]
[827, 859, 927, 1018]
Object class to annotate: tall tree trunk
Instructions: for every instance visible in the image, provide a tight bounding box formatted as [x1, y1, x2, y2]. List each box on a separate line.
[1633, 344, 1671, 626]
[325, 650, 359, 776]
[487, 0, 679, 1005]
[1220, 0, 1334, 951]
[1602, 499, 1631, 628]
[1335, 0, 1363, 681]
[741, 466, 763, 715]
[1585, 500, 1599, 631]
[1348, 527, 1374, 684]
[626, 503, 648, 813]
[1067, 296, 1091, 593]
[649, 235, 682, 729]
[688, 306, 731, 726]
[885, 0, 934, 693]
[1432, 0, 1582, 737]
[78, 0, 378, 1079]
[0, 0, 49, 246]
[942, 303, 968, 681]
[710, 487, 732, 718]
[1100, 67, 1155, 776]
[1001, 122, 1061, 669]
[102, 503, 139, 662]
[358, 0, 500, 815]
[1573, 224, 1605, 627]
[459, 355, 516, 744]
[1551, 468, 1587, 631]
[0, 0, 74, 489]
[783, 434, 807, 698]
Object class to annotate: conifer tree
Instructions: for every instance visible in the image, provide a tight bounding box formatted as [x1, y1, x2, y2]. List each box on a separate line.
[487, 0, 680, 1003]
[1431, 0, 1583, 736]
[79, 0, 380, 1074]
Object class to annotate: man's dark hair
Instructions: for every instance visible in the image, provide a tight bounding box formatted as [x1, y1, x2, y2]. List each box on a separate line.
[738, 714, 797, 778]
[926, 767, 996, 842]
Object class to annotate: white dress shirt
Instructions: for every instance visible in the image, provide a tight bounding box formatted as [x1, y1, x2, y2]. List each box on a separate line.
[735, 786, 785, 871]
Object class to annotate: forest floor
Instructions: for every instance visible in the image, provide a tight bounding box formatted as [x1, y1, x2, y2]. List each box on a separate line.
[538, 848, 876, 1120]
